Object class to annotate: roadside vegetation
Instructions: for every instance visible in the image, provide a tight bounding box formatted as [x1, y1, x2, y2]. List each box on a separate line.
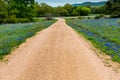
[65, 0, 120, 63]
[66, 18, 120, 63]
[0, 20, 56, 59]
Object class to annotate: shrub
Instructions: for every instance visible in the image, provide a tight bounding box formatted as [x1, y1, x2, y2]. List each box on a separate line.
[0, 18, 7, 24]
[7, 15, 17, 23]
[78, 16, 82, 19]
[87, 17, 91, 19]
[81, 7, 91, 16]
[45, 13, 53, 20]
[118, 20, 120, 24]
[18, 18, 30, 23]
[95, 16, 101, 19]
[94, 14, 105, 19]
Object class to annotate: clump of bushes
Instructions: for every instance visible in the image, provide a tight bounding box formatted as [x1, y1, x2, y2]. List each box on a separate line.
[78, 16, 92, 19]
[7, 15, 18, 23]
[18, 18, 30, 23]
[118, 20, 120, 24]
[95, 14, 106, 19]
[87, 17, 91, 19]
[45, 13, 53, 20]
[78, 16, 82, 19]
[110, 15, 120, 18]
[0, 18, 31, 24]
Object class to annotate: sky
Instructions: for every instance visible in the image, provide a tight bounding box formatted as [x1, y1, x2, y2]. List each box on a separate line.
[35, 0, 107, 7]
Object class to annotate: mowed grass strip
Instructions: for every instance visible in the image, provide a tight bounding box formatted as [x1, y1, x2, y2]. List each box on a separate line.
[0, 20, 56, 59]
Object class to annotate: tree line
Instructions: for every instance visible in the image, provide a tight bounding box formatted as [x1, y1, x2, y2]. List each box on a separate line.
[0, 0, 120, 24]
[35, 3, 91, 17]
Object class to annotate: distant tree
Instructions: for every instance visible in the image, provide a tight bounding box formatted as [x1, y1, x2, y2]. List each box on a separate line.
[105, 1, 112, 14]
[54, 6, 69, 16]
[35, 2, 41, 17]
[36, 3, 53, 17]
[75, 6, 82, 16]
[45, 13, 53, 20]
[91, 7, 105, 14]
[72, 9, 79, 16]
[0, 0, 8, 23]
[73, 6, 91, 16]
[81, 7, 91, 16]
[63, 4, 73, 16]
[111, 1, 120, 17]
[105, 0, 120, 17]
[111, 0, 120, 3]
[0, 0, 37, 23]
[9, 0, 36, 20]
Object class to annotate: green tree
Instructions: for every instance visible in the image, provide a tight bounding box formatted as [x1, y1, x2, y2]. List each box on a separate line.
[105, 0, 120, 17]
[63, 4, 73, 16]
[81, 7, 91, 16]
[36, 3, 53, 17]
[91, 7, 105, 14]
[111, 2, 120, 16]
[0, 0, 8, 23]
[54, 6, 69, 16]
[72, 9, 79, 16]
[9, 0, 36, 19]
[105, 1, 112, 14]
[76, 6, 82, 16]
[73, 6, 91, 16]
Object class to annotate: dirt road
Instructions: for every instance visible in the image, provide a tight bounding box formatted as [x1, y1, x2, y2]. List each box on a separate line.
[0, 19, 119, 80]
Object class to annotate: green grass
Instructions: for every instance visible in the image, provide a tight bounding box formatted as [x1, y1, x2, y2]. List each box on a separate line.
[66, 18, 120, 63]
[0, 20, 56, 59]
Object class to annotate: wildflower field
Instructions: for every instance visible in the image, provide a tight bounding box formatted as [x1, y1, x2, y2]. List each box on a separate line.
[66, 18, 120, 63]
[0, 20, 56, 59]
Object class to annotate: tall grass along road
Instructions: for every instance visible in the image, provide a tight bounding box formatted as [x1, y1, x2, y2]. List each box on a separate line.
[0, 19, 119, 80]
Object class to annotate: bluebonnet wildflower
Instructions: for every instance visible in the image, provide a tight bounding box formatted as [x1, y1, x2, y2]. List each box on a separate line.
[15, 38, 24, 42]
[67, 18, 120, 62]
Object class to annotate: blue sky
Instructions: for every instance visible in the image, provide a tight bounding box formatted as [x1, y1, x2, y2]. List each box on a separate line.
[35, 0, 107, 6]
